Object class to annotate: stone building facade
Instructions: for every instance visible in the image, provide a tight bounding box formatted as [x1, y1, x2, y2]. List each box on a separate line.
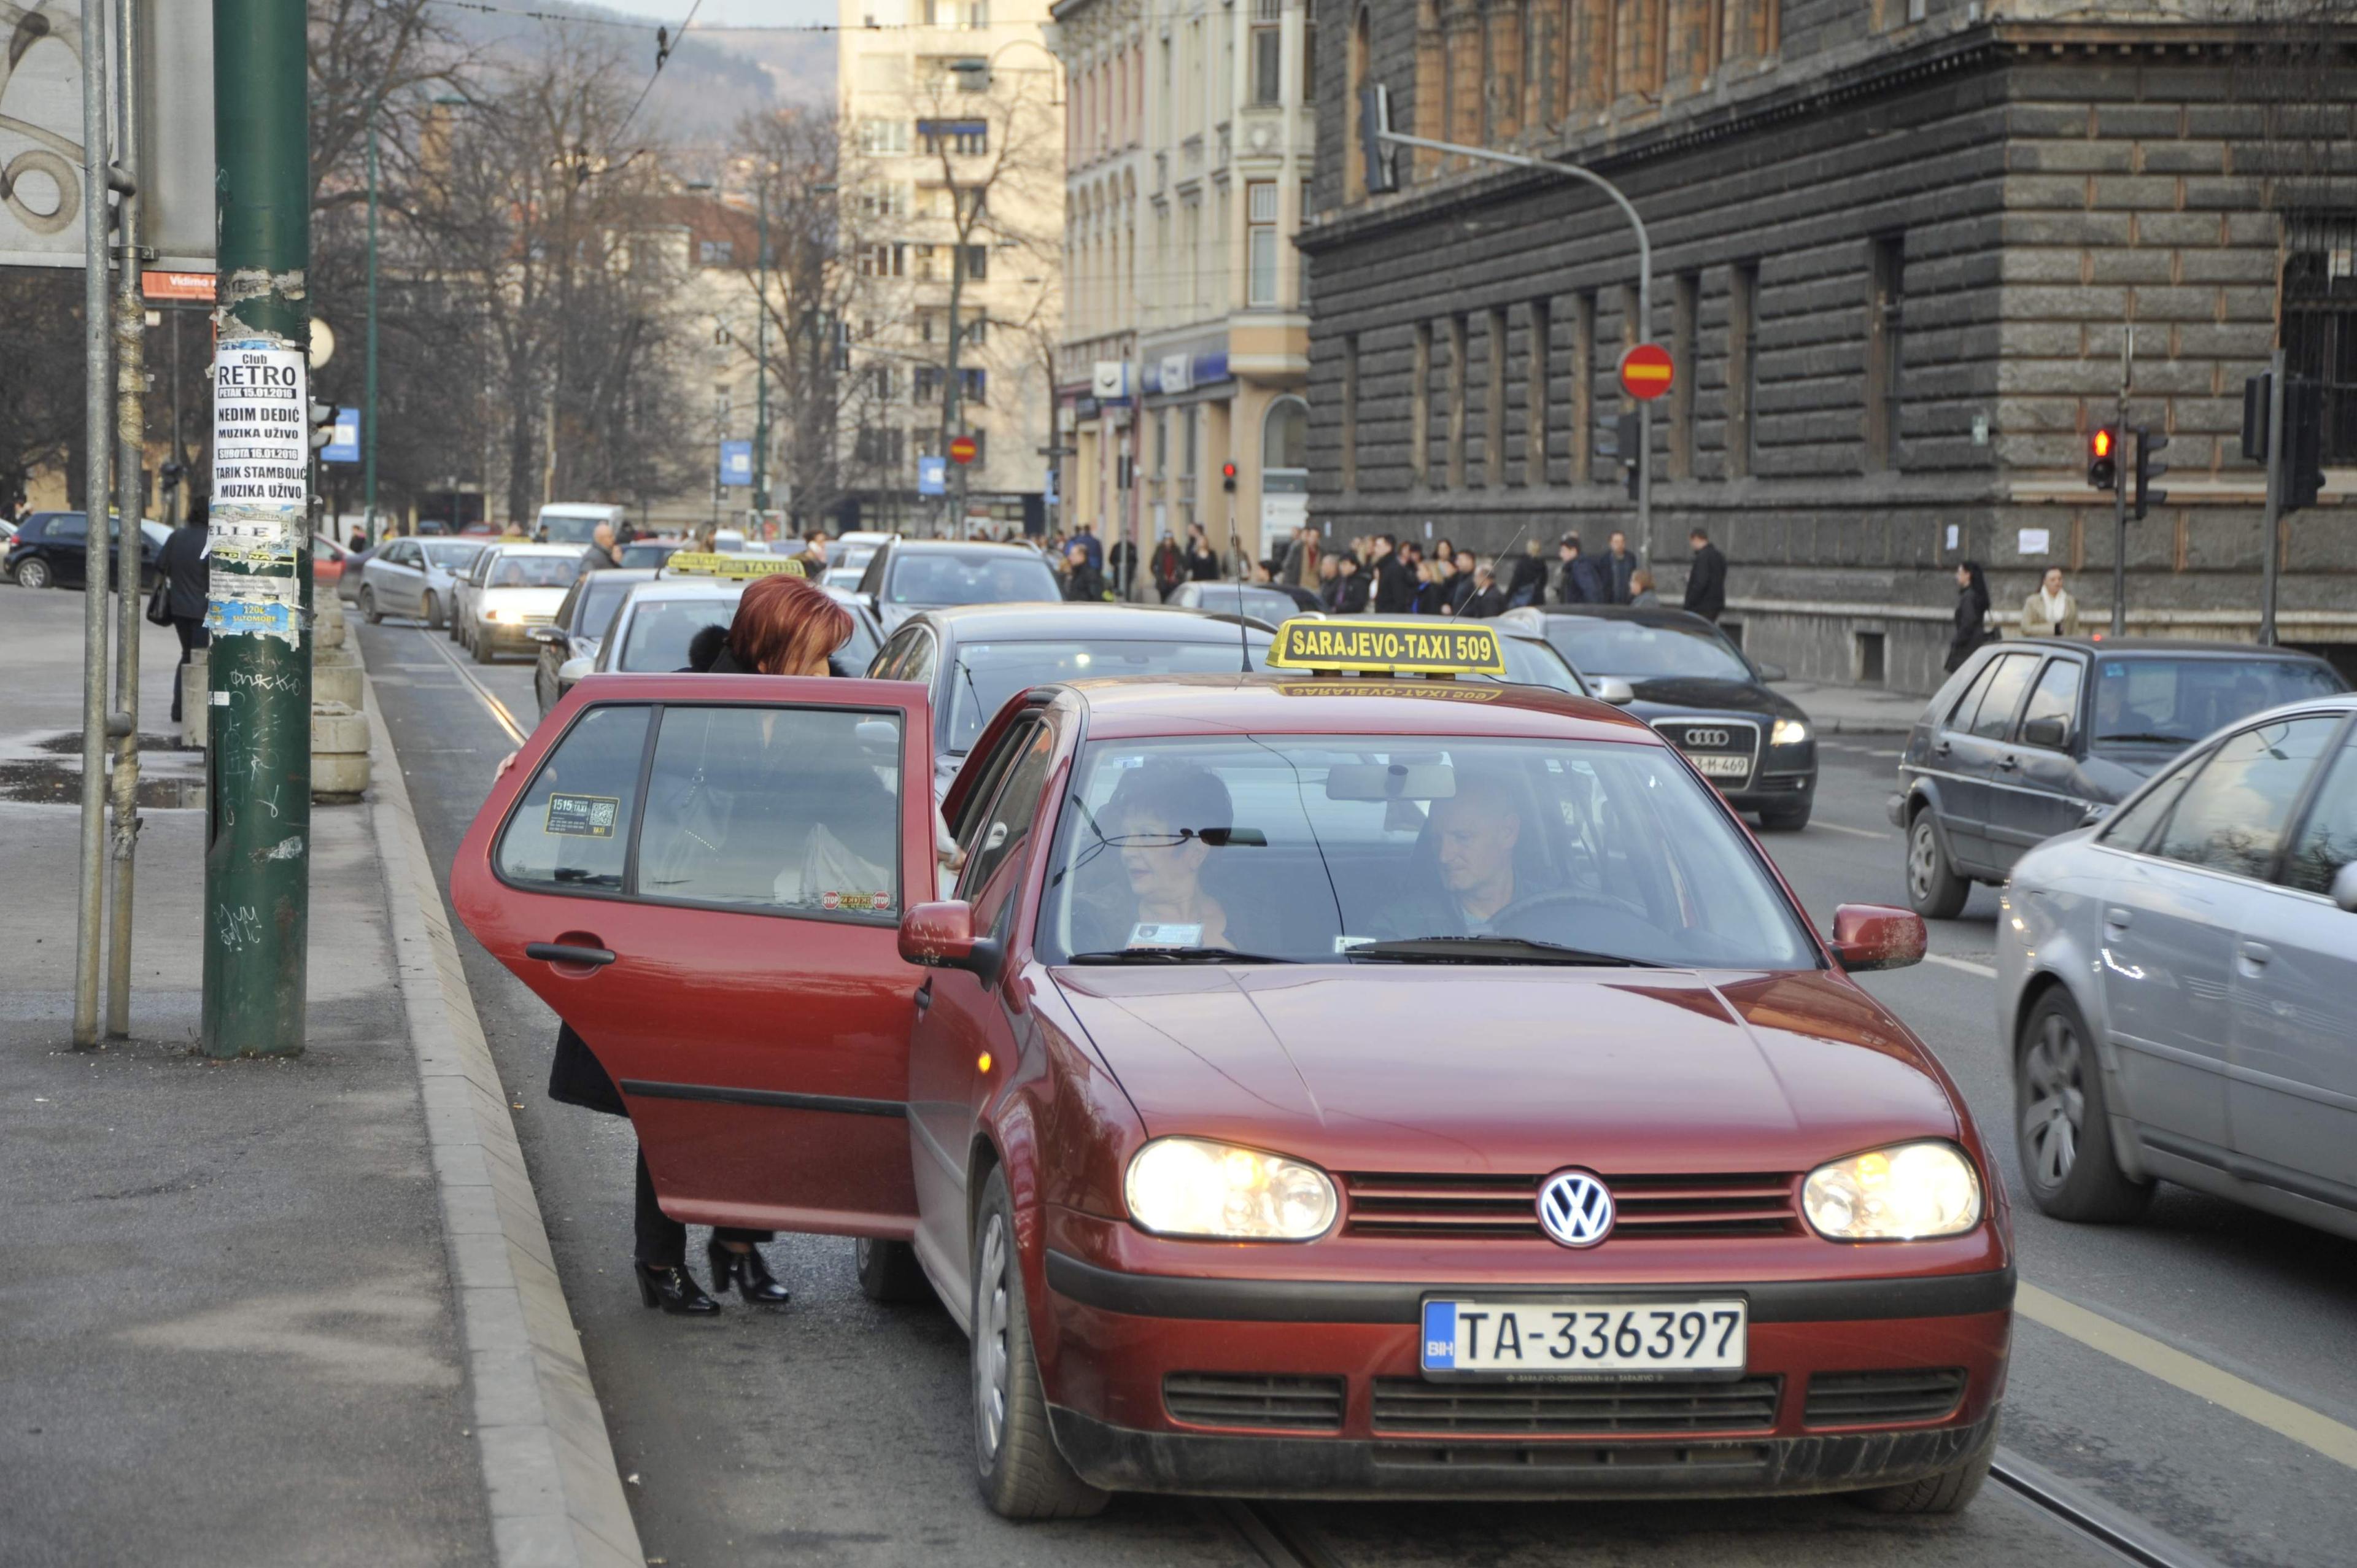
[1302, 0, 2355, 690]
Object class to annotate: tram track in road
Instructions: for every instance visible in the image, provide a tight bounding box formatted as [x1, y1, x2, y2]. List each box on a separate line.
[411, 624, 529, 744]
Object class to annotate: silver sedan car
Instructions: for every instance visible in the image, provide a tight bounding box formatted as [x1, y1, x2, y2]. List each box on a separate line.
[1996, 693, 2357, 1239]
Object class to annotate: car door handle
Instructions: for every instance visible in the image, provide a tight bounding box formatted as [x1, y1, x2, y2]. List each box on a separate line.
[2102, 907, 2133, 934]
[2237, 941, 2273, 972]
[1932, 740, 1953, 759]
[1995, 755, 2019, 771]
[525, 941, 616, 967]
[914, 978, 932, 1011]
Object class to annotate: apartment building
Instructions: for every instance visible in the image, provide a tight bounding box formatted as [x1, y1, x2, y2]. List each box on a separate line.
[1052, 0, 1318, 579]
[838, 0, 1067, 534]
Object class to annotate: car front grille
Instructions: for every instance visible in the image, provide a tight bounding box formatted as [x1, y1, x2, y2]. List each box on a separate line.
[1164, 1373, 1347, 1432]
[1371, 1375, 1782, 1435]
[1803, 1369, 1967, 1427]
[1339, 1170, 1802, 1240]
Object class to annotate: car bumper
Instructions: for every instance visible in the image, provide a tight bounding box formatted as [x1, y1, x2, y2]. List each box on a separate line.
[1037, 1246, 2013, 1500]
[1721, 770, 1815, 813]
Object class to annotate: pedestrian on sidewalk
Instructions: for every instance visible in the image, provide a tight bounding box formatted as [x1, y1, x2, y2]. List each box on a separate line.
[1683, 528, 1727, 623]
[1371, 534, 1414, 613]
[1507, 538, 1549, 609]
[1946, 560, 1997, 674]
[1278, 523, 1320, 589]
[2019, 566, 2081, 638]
[1627, 570, 1661, 609]
[158, 494, 212, 734]
[581, 522, 624, 574]
[1604, 531, 1638, 605]
[1064, 543, 1110, 602]
[1462, 564, 1507, 618]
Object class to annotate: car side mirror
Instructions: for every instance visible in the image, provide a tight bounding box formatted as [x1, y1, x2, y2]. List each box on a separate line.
[556, 656, 594, 683]
[1829, 903, 1927, 973]
[899, 900, 1004, 982]
[527, 625, 564, 644]
[1756, 661, 1787, 683]
[2021, 715, 2069, 749]
[1589, 675, 1635, 706]
[2333, 862, 2357, 914]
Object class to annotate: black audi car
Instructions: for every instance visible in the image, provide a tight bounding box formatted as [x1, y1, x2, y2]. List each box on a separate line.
[1498, 605, 1819, 829]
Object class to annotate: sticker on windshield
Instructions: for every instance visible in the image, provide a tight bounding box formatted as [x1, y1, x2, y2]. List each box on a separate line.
[820, 890, 895, 913]
[1129, 922, 1203, 949]
[1334, 935, 1374, 954]
[545, 794, 621, 838]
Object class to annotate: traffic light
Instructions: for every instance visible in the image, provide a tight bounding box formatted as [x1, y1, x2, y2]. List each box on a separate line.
[2086, 427, 2116, 492]
[2133, 426, 2168, 519]
[2284, 377, 2325, 512]
[1221, 460, 1237, 493]
[1617, 411, 1644, 500]
[1358, 83, 1397, 196]
[309, 401, 336, 452]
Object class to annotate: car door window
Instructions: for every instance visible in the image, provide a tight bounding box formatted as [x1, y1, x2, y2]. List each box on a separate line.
[1967, 653, 2040, 740]
[2099, 753, 2204, 852]
[2018, 658, 2082, 749]
[874, 630, 919, 681]
[637, 705, 904, 916]
[495, 705, 654, 892]
[1942, 657, 2001, 732]
[50, 514, 87, 543]
[2281, 727, 2357, 896]
[959, 722, 1056, 927]
[902, 630, 939, 686]
[2154, 716, 2340, 880]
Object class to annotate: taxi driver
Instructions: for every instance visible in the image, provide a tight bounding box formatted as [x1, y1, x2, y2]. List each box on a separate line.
[1428, 772, 1526, 933]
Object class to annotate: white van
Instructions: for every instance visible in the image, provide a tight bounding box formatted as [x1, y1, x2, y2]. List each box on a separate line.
[535, 502, 627, 546]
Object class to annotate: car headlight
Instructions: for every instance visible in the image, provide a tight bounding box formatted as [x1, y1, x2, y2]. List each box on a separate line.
[1124, 1137, 1337, 1241]
[1802, 1141, 1981, 1240]
[1771, 718, 1809, 747]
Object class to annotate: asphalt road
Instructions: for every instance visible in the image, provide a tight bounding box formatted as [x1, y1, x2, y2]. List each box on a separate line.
[363, 614, 2356, 1568]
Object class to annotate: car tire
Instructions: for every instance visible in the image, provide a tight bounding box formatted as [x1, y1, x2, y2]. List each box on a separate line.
[449, 608, 465, 643]
[2016, 989, 2153, 1224]
[970, 1167, 1108, 1520]
[360, 585, 382, 625]
[422, 590, 441, 630]
[1852, 1419, 1996, 1515]
[15, 557, 52, 589]
[1904, 808, 1969, 920]
[1758, 803, 1812, 832]
[471, 626, 495, 663]
[856, 1237, 934, 1305]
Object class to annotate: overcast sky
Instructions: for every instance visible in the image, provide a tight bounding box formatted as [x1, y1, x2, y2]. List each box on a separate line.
[679, 1, 837, 26]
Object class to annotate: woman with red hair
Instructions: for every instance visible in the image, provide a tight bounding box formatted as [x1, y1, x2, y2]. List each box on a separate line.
[687, 573, 855, 677]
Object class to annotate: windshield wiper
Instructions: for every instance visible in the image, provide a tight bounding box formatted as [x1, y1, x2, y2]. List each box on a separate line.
[1065, 948, 1298, 965]
[1349, 936, 1663, 968]
[2095, 732, 2196, 746]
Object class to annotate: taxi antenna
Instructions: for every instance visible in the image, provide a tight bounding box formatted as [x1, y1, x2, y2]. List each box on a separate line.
[1229, 522, 1252, 673]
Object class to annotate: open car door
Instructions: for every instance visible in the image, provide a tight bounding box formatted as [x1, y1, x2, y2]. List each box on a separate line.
[451, 673, 936, 1238]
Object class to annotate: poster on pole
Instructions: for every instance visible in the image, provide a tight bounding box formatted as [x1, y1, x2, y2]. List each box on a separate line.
[206, 340, 309, 647]
[718, 439, 752, 487]
[0, 2, 215, 270]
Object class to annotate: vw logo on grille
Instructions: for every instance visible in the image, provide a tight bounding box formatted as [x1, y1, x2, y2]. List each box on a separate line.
[1683, 727, 1733, 749]
[1536, 1169, 1614, 1248]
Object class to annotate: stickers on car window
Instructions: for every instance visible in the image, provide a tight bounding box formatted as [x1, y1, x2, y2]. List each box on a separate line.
[545, 794, 621, 838]
[819, 890, 895, 913]
[1129, 922, 1203, 948]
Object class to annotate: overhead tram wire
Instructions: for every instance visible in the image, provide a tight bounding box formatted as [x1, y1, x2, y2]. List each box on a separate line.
[427, 1, 1008, 34]
[614, 0, 704, 142]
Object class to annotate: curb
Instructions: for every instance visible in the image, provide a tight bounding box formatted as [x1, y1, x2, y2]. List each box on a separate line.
[357, 644, 645, 1568]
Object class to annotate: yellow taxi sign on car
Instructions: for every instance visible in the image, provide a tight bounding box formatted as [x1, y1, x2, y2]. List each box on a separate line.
[1266, 617, 1507, 677]
[663, 552, 805, 581]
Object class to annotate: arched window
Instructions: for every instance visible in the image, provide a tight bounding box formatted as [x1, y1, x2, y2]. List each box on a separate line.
[1263, 396, 1310, 472]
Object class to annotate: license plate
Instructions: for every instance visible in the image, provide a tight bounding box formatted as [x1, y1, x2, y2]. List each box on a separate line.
[1683, 752, 1751, 779]
[1421, 1299, 1747, 1378]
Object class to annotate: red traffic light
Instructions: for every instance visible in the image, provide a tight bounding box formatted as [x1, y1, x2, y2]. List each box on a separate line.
[1221, 462, 1237, 479]
[2091, 428, 2113, 460]
[2088, 427, 2118, 492]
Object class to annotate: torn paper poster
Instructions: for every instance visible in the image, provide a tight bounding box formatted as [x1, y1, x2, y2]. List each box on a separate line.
[207, 513, 300, 570]
[204, 569, 303, 647]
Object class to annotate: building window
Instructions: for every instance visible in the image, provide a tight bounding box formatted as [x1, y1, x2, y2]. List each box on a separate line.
[1727, 260, 1758, 478]
[1866, 233, 1905, 471]
[1155, 409, 1169, 478]
[1182, 407, 1199, 476]
[1670, 271, 1697, 480]
[1342, 331, 1360, 491]
[959, 367, 988, 406]
[1412, 320, 1432, 485]
[2285, 212, 2357, 463]
[1527, 298, 1550, 485]
[859, 243, 905, 277]
[1447, 313, 1469, 490]
[698, 239, 733, 266]
[1247, 182, 1280, 306]
[870, 364, 897, 401]
[1251, 0, 1283, 105]
[1571, 291, 1594, 482]
[918, 119, 989, 157]
[958, 244, 989, 282]
[915, 365, 943, 403]
[1485, 306, 1509, 488]
[856, 118, 909, 155]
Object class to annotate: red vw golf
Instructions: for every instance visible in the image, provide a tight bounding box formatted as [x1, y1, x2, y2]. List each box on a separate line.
[453, 649, 2012, 1519]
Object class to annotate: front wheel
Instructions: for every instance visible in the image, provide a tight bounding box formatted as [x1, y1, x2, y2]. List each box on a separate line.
[2016, 990, 2152, 1223]
[1904, 809, 1968, 920]
[14, 557, 52, 589]
[970, 1168, 1107, 1520]
[360, 585, 382, 625]
[422, 590, 441, 629]
[856, 1237, 934, 1304]
[1852, 1419, 1996, 1515]
[471, 625, 495, 663]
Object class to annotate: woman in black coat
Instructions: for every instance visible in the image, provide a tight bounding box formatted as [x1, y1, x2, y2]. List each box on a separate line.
[157, 495, 211, 730]
[1945, 560, 1995, 674]
[546, 575, 859, 1315]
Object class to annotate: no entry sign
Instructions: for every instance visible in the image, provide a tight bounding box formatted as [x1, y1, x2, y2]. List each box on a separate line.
[1619, 342, 1674, 402]
[948, 435, 979, 465]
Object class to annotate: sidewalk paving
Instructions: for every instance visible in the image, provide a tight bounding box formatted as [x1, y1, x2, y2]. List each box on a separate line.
[1777, 678, 1929, 736]
[0, 587, 635, 1567]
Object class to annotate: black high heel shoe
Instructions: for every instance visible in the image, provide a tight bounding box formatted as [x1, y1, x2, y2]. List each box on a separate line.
[707, 1240, 791, 1305]
[636, 1262, 721, 1315]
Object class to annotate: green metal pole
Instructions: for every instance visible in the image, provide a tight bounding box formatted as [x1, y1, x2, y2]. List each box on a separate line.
[363, 106, 378, 541]
[203, 0, 311, 1059]
[753, 187, 768, 524]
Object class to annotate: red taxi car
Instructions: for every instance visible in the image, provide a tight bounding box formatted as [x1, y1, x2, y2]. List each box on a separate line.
[452, 625, 2012, 1519]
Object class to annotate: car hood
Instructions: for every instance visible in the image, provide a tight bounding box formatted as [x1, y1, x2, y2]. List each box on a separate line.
[1619, 678, 1802, 722]
[1050, 965, 1959, 1174]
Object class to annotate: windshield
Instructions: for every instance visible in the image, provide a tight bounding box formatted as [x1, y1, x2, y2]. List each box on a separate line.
[420, 541, 486, 572]
[619, 541, 680, 568]
[1486, 636, 1584, 696]
[486, 555, 582, 589]
[616, 596, 739, 671]
[1185, 584, 1300, 623]
[1035, 735, 1814, 969]
[574, 575, 639, 639]
[539, 512, 605, 544]
[1541, 617, 1752, 682]
[2091, 656, 2345, 746]
[887, 549, 1059, 607]
[946, 638, 1266, 754]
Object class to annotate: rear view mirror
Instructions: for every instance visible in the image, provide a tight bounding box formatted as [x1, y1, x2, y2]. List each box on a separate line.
[557, 657, 594, 683]
[1196, 827, 1266, 848]
[900, 900, 1004, 982]
[527, 625, 564, 644]
[1589, 676, 1636, 706]
[2021, 716, 2069, 749]
[1325, 762, 1458, 801]
[2334, 862, 2357, 914]
[1829, 904, 1927, 973]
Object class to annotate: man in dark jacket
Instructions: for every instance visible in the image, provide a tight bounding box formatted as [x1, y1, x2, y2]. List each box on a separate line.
[157, 496, 211, 730]
[581, 521, 624, 573]
[1446, 551, 1482, 614]
[1329, 553, 1369, 612]
[1370, 533, 1414, 613]
[1604, 530, 1637, 605]
[1063, 544, 1109, 602]
[1506, 539, 1549, 608]
[1461, 565, 1507, 618]
[1683, 528, 1727, 622]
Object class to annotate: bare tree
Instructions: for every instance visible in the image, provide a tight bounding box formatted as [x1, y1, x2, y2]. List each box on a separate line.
[0, 269, 87, 513]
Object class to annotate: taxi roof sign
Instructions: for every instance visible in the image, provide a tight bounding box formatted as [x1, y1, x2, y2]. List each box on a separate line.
[662, 551, 806, 581]
[1266, 617, 1507, 677]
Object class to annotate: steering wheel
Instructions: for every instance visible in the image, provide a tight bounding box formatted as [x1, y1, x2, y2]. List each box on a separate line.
[1492, 889, 1660, 951]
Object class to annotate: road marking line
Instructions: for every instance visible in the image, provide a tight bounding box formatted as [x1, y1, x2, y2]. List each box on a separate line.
[1924, 952, 1998, 978]
[415, 629, 527, 746]
[1811, 821, 1891, 840]
[2016, 1283, 2357, 1472]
